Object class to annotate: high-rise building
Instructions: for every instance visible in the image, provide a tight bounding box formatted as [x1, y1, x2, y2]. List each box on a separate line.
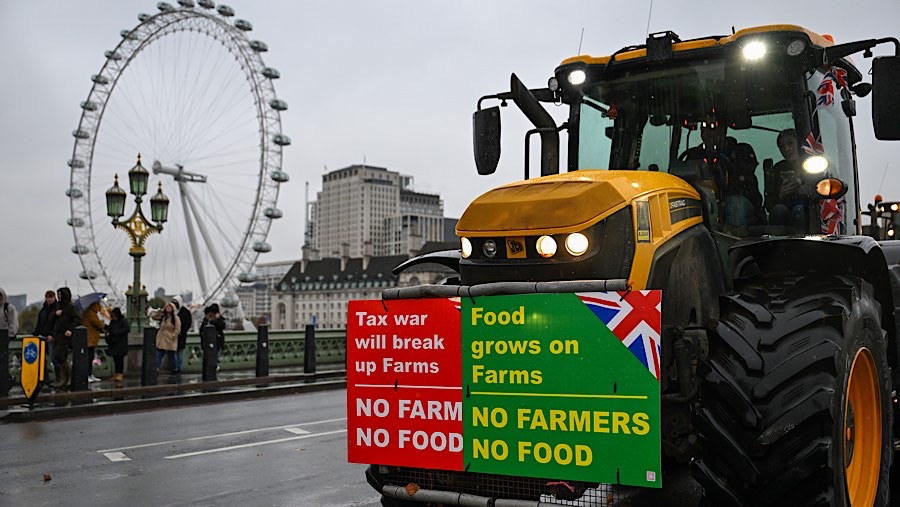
[310, 165, 444, 258]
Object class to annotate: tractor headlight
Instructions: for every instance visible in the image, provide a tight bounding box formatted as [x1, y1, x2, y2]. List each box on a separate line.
[742, 41, 766, 61]
[567, 69, 586, 86]
[536, 235, 557, 258]
[803, 155, 829, 174]
[565, 233, 589, 256]
[461, 237, 472, 258]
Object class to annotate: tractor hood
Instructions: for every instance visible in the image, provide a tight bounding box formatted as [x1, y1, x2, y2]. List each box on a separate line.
[457, 170, 698, 236]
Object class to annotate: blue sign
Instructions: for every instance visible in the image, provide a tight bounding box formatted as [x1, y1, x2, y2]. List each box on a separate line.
[23, 342, 39, 364]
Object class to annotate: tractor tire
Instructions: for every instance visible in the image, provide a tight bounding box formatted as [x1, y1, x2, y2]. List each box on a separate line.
[693, 275, 891, 506]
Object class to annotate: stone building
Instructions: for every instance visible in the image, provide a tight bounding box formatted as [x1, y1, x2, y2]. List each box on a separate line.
[271, 241, 457, 330]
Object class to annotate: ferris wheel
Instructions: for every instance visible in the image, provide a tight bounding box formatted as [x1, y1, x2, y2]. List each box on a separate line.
[66, 1, 290, 310]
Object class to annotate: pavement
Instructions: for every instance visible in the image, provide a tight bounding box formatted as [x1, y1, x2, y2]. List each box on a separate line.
[1, 366, 347, 423]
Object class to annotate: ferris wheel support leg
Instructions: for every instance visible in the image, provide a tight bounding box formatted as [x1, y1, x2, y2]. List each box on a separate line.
[179, 182, 208, 295]
[183, 184, 227, 278]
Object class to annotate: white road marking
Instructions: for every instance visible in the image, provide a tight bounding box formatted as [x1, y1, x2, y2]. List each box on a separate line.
[103, 452, 132, 462]
[284, 427, 311, 435]
[164, 429, 347, 459]
[96, 417, 347, 453]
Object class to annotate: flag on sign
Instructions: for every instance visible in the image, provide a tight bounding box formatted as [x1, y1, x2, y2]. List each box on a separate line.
[577, 291, 662, 380]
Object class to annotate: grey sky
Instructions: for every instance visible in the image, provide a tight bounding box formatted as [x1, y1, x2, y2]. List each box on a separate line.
[1, 0, 899, 304]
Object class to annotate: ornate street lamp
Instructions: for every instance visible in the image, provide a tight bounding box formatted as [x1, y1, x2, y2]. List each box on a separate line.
[105, 154, 169, 332]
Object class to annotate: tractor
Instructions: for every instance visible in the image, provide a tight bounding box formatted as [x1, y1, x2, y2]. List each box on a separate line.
[366, 25, 900, 506]
[864, 195, 900, 240]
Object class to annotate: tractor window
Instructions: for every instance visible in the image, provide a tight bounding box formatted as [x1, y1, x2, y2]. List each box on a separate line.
[577, 99, 613, 170]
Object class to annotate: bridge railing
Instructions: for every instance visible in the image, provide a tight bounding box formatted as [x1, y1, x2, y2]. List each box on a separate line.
[6, 328, 348, 382]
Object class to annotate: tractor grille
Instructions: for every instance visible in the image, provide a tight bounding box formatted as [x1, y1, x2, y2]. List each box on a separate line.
[379, 466, 632, 506]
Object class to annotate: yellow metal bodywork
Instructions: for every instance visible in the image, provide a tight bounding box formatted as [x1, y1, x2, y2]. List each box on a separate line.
[457, 171, 703, 289]
[559, 24, 834, 67]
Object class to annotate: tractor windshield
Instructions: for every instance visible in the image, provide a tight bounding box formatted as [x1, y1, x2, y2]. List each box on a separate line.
[574, 56, 856, 237]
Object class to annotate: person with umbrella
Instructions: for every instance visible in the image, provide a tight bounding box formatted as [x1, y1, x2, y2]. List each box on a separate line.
[81, 300, 106, 383]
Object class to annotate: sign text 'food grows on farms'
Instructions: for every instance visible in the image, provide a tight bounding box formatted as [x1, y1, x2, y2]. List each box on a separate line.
[347, 292, 662, 488]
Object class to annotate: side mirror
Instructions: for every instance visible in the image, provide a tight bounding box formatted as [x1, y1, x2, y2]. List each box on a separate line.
[872, 56, 900, 140]
[473, 106, 501, 175]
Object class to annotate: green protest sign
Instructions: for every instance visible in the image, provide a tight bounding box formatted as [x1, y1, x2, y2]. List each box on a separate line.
[462, 292, 662, 488]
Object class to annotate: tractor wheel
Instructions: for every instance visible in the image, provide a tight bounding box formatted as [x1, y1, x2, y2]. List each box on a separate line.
[693, 275, 891, 506]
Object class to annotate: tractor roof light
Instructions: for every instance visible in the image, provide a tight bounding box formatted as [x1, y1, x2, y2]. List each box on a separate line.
[742, 40, 767, 61]
[461, 237, 473, 259]
[567, 69, 586, 86]
[803, 155, 829, 174]
[565, 233, 589, 256]
[536, 235, 558, 258]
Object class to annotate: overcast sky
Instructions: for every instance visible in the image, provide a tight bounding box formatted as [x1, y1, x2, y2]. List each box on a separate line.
[1, 0, 899, 304]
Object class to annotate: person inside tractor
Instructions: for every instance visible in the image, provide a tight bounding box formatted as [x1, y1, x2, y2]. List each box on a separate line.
[723, 142, 764, 235]
[678, 112, 766, 235]
[764, 128, 815, 232]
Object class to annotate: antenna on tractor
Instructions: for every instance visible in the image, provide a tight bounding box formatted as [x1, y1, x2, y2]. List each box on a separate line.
[878, 162, 890, 193]
[645, 0, 654, 38]
[577, 28, 585, 55]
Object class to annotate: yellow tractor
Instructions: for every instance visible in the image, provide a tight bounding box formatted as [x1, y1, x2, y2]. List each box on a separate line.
[366, 25, 900, 506]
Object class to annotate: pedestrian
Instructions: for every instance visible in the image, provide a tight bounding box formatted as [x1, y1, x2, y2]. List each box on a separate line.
[81, 301, 105, 383]
[172, 296, 192, 374]
[201, 304, 226, 369]
[49, 287, 80, 389]
[150, 302, 180, 373]
[105, 307, 129, 382]
[32, 290, 59, 379]
[0, 287, 19, 340]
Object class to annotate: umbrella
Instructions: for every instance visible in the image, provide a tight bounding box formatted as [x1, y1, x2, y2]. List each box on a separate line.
[74, 292, 107, 315]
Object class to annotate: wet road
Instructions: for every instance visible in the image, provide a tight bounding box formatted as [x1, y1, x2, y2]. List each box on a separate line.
[0, 390, 380, 506]
[0, 389, 702, 506]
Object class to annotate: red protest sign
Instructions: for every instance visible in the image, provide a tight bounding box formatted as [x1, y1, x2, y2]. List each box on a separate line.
[347, 298, 463, 470]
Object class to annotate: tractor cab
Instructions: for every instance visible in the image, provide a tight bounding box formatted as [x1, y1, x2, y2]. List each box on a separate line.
[474, 26, 900, 242]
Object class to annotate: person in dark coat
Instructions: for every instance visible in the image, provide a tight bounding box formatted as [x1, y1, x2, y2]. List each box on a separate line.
[172, 296, 192, 374]
[201, 304, 226, 367]
[105, 307, 129, 382]
[49, 287, 80, 389]
[33, 290, 59, 378]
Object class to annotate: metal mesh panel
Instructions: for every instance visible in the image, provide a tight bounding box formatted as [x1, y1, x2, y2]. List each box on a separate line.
[382, 466, 632, 506]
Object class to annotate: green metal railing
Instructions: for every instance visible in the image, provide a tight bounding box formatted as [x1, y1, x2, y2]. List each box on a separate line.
[6, 328, 348, 383]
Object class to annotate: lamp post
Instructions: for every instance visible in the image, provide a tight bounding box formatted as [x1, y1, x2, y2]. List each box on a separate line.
[105, 154, 169, 332]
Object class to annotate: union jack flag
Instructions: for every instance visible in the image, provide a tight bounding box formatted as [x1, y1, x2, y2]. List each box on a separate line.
[821, 196, 846, 235]
[577, 291, 662, 380]
[802, 131, 824, 156]
[817, 77, 835, 106]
